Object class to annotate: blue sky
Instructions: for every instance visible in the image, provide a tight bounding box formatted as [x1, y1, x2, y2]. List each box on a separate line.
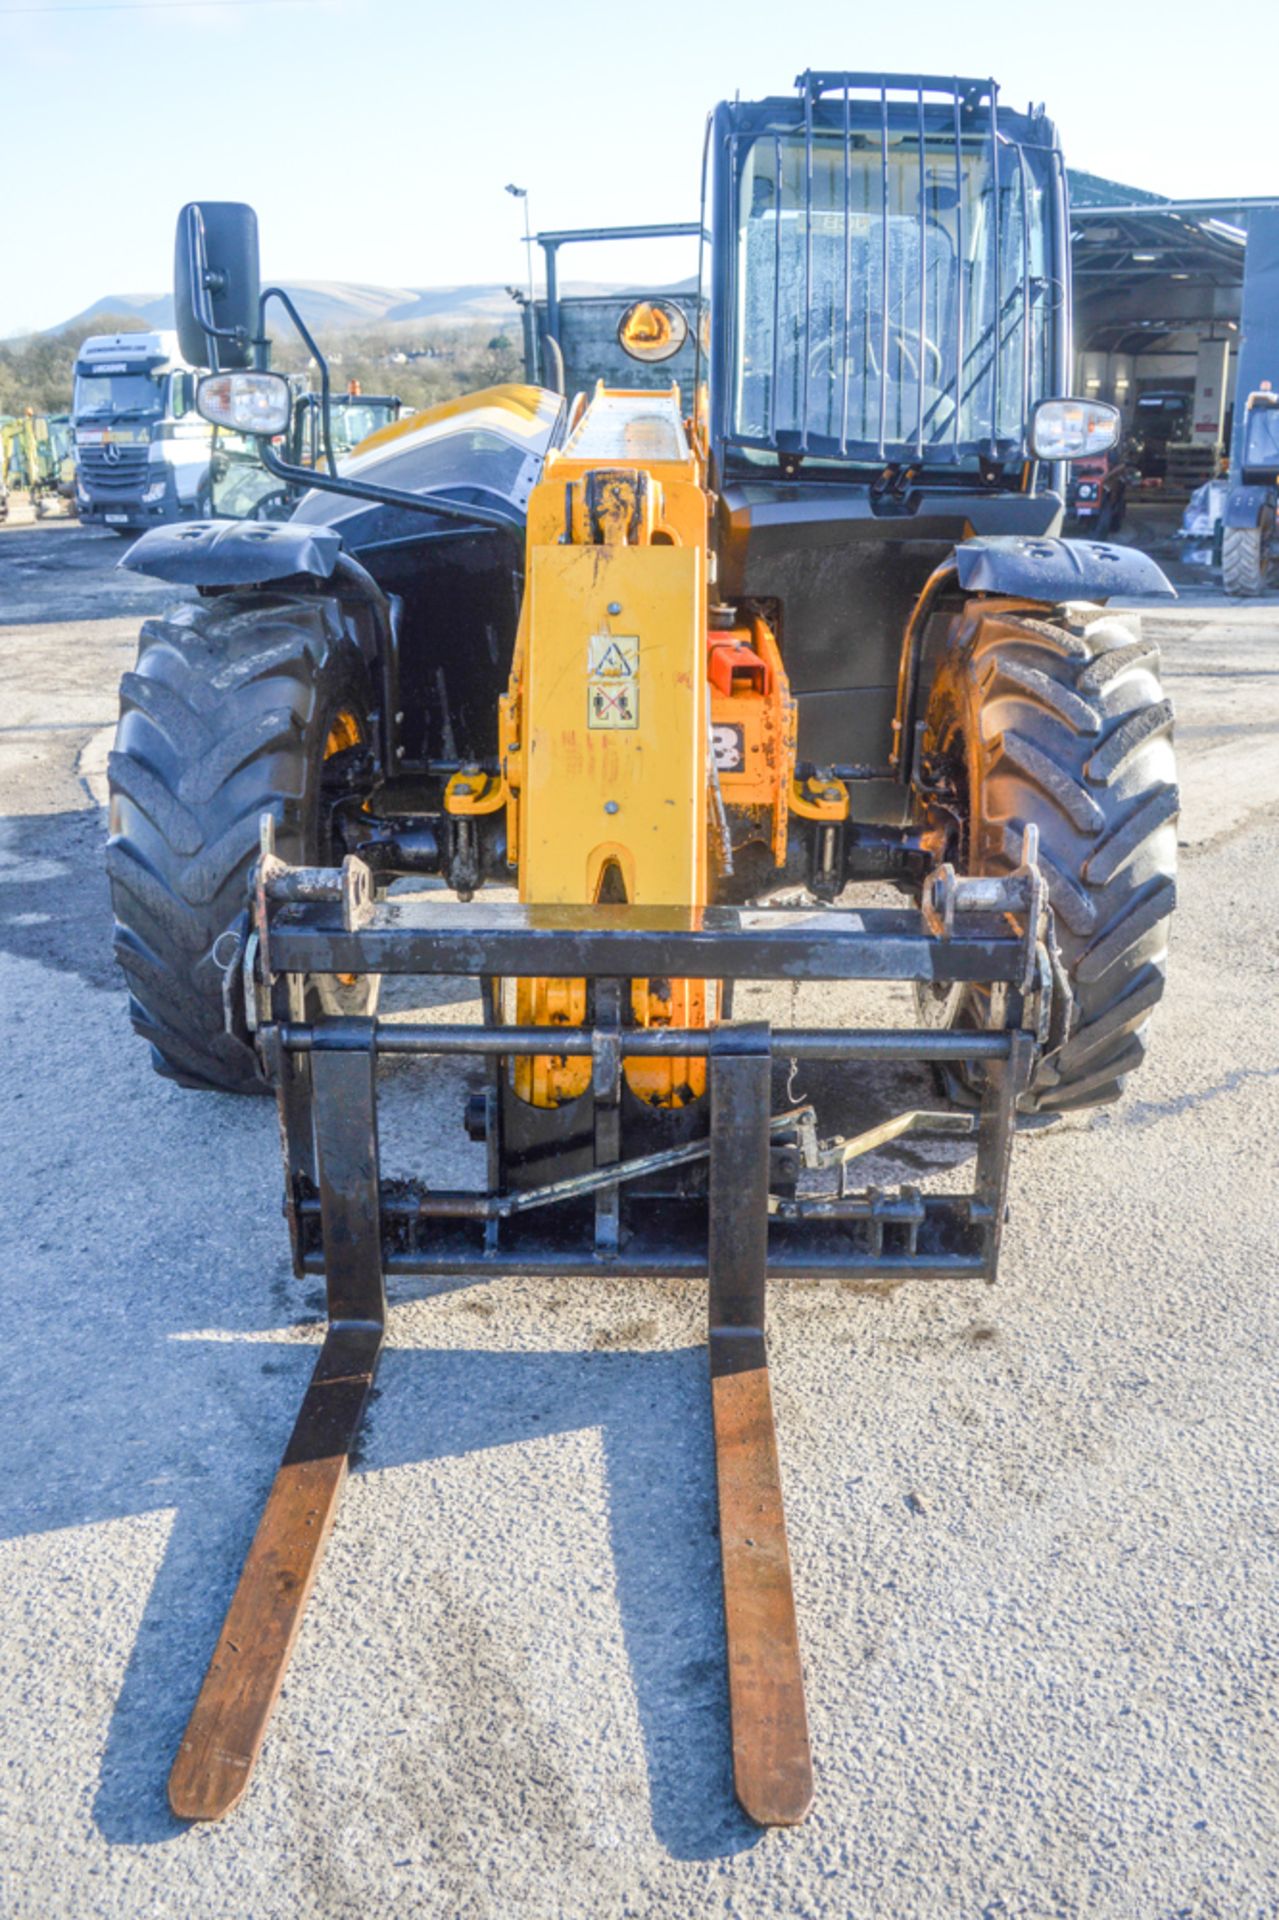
[2, 0, 1274, 335]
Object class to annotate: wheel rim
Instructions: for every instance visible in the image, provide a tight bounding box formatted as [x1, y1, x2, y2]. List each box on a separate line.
[320, 706, 366, 989]
[324, 707, 363, 760]
[913, 713, 997, 1067]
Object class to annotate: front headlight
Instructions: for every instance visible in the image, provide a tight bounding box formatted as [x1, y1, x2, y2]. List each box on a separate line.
[144, 480, 167, 502]
[1030, 398, 1120, 461]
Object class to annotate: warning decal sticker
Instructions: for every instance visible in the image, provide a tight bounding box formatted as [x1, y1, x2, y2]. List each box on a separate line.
[587, 631, 639, 730]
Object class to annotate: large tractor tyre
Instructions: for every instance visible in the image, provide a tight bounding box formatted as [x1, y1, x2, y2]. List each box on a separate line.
[918, 602, 1178, 1113]
[107, 591, 378, 1093]
[1222, 511, 1274, 596]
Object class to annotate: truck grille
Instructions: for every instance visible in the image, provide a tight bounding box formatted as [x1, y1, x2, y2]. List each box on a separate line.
[78, 444, 150, 494]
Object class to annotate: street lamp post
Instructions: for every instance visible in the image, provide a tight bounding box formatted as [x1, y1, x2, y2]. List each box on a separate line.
[505, 183, 538, 383]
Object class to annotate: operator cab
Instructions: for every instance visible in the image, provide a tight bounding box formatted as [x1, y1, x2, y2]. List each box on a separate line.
[688, 75, 1082, 776]
[712, 74, 1061, 480]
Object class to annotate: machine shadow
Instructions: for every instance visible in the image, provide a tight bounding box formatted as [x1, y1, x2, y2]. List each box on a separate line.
[90, 1336, 761, 1862]
[0, 808, 120, 993]
[86, 1054, 988, 1853]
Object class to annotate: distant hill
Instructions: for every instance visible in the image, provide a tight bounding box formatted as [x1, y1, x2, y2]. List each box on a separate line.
[44, 274, 695, 341]
[49, 281, 518, 337]
[55, 291, 176, 333]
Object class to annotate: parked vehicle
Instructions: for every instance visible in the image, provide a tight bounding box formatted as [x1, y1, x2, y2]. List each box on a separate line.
[1, 412, 39, 491]
[1129, 389, 1192, 480]
[0, 411, 72, 515]
[1066, 445, 1128, 534]
[32, 413, 77, 517]
[72, 330, 211, 531]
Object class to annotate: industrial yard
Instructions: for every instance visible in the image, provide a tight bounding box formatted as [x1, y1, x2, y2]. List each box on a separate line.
[5, 4, 1279, 1904]
[0, 510, 1275, 1918]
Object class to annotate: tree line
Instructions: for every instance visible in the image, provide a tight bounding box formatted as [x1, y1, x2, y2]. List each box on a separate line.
[0, 316, 149, 416]
[1, 316, 524, 418]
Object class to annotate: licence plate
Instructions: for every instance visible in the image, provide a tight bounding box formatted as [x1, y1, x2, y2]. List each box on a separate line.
[104, 514, 129, 525]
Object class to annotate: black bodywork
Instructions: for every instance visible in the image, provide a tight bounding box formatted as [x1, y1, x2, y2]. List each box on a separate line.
[125, 390, 557, 809]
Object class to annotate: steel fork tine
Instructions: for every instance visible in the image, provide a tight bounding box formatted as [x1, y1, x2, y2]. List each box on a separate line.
[708, 1031, 813, 1825]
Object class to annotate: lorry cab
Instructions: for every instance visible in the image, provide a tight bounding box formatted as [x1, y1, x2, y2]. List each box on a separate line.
[72, 329, 211, 531]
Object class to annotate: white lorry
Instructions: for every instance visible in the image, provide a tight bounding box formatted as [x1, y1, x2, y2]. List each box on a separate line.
[72, 329, 211, 532]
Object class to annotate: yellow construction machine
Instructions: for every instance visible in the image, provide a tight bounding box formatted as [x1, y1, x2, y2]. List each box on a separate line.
[109, 72, 1179, 1825]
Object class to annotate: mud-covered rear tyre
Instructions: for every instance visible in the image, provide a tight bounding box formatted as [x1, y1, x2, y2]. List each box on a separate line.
[107, 590, 377, 1093]
[918, 601, 1178, 1113]
[1222, 512, 1273, 596]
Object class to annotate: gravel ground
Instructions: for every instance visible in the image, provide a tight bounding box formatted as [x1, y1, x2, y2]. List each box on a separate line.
[0, 516, 1276, 1920]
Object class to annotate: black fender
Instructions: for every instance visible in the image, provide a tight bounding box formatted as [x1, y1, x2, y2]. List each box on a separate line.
[119, 519, 402, 774]
[1224, 484, 1276, 531]
[952, 533, 1175, 601]
[118, 517, 343, 586]
[894, 533, 1173, 787]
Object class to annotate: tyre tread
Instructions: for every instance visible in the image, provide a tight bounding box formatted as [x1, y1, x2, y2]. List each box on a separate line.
[922, 597, 1178, 1111]
[108, 593, 370, 1093]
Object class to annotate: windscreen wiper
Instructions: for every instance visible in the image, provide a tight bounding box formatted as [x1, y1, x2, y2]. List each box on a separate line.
[920, 279, 1046, 443]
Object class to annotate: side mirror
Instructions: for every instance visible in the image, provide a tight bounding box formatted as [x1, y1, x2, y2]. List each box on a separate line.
[1030, 397, 1120, 462]
[174, 201, 261, 371]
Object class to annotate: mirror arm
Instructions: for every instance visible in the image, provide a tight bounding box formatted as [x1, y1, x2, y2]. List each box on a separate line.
[253, 437, 523, 534]
[251, 285, 520, 533]
[259, 285, 337, 471]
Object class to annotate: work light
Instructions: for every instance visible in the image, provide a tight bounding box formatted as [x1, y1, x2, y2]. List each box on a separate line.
[197, 371, 292, 436]
[1030, 398, 1121, 461]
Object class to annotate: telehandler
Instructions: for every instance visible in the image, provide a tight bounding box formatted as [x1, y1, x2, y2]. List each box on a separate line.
[109, 72, 1178, 1825]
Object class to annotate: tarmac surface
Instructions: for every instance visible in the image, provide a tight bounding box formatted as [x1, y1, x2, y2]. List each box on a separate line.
[0, 506, 1277, 1919]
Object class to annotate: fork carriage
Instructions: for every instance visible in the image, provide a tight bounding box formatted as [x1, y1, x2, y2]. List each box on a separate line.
[169, 820, 1046, 1825]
